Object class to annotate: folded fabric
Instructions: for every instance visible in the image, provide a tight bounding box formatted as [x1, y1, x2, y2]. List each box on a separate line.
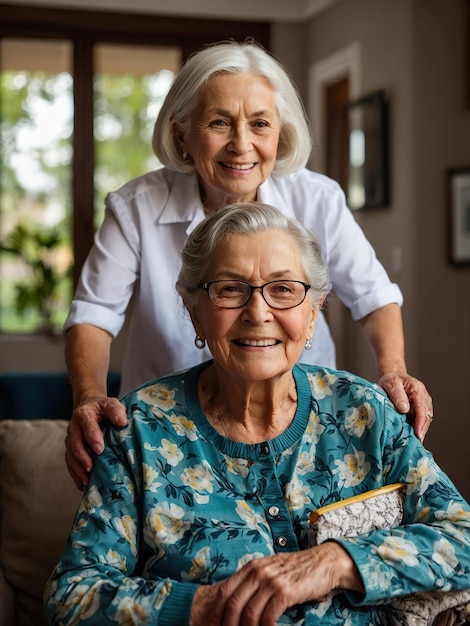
[308, 483, 470, 626]
[309, 483, 405, 546]
[387, 589, 470, 626]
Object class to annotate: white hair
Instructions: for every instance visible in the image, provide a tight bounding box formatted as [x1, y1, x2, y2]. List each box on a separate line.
[176, 202, 329, 309]
[152, 40, 313, 177]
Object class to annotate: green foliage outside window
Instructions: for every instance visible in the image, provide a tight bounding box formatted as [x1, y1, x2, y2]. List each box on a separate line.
[0, 66, 173, 334]
[0, 69, 73, 333]
[0, 221, 72, 334]
[93, 70, 172, 224]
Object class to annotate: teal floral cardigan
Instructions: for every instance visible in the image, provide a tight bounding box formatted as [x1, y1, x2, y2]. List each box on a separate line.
[44, 362, 470, 625]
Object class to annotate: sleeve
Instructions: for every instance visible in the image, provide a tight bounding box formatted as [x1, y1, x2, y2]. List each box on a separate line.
[317, 180, 403, 320]
[63, 191, 141, 338]
[276, 170, 403, 321]
[43, 422, 198, 626]
[335, 403, 470, 606]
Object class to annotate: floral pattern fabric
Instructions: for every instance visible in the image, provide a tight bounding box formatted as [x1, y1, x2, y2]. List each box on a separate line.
[44, 362, 470, 625]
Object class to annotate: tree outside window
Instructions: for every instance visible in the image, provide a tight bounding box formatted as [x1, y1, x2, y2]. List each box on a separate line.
[0, 39, 73, 333]
[0, 39, 178, 333]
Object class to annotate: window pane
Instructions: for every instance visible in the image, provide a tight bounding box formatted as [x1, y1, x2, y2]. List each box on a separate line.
[0, 38, 73, 334]
[93, 44, 181, 227]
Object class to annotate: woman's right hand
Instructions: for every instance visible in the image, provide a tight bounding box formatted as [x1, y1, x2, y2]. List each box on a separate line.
[65, 396, 127, 490]
[190, 542, 363, 626]
[64, 324, 127, 489]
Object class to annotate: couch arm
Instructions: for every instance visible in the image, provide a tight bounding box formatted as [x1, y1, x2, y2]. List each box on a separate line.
[0, 419, 83, 626]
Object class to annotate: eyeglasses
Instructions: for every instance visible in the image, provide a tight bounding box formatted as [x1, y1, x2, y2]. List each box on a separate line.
[200, 279, 311, 309]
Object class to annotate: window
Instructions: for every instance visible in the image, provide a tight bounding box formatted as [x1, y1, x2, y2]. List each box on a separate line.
[0, 38, 73, 333]
[0, 4, 269, 334]
[93, 43, 181, 227]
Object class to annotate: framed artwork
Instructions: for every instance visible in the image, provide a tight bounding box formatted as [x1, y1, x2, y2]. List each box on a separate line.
[347, 89, 389, 210]
[448, 167, 470, 265]
[466, 0, 470, 108]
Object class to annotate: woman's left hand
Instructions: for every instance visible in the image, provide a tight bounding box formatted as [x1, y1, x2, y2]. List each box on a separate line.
[190, 542, 363, 626]
[378, 371, 433, 442]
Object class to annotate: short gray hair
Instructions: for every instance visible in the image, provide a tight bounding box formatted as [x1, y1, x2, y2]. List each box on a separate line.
[153, 40, 312, 177]
[176, 202, 329, 309]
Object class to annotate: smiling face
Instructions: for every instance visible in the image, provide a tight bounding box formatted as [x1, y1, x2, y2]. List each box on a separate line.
[176, 72, 281, 212]
[189, 230, 317, 383]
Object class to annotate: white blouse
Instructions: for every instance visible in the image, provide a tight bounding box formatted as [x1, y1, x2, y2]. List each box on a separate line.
[65, 167, 402, 394]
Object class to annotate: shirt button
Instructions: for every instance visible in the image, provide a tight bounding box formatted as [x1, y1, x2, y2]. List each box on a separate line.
[260, 444, 269, 456]
[268, 506, 280, 517]
[275, 536, 288, 548]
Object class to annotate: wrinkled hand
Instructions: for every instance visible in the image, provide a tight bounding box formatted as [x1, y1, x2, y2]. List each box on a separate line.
[190, 542, 363, 626]
[65, 396, 127, 490]
[378, 372, 433, 442]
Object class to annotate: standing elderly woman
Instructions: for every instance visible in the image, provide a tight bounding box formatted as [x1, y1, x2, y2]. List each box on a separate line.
[64, 39, 433, 490]
[45, 203, 469, 626]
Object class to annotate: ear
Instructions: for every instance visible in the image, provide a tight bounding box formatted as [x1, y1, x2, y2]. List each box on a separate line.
[173, 122, 187, 154]
[306, 306, 318, 342]
[185, 301, 205, 341]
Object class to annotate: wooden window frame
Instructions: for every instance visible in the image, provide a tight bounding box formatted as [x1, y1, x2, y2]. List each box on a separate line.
[0, 4, 270, 285]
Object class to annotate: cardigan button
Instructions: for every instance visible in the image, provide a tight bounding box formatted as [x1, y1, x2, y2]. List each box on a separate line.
[275, 536, 288, 547]
[268, 506, 280, 517]
[260, 444, 269, 456]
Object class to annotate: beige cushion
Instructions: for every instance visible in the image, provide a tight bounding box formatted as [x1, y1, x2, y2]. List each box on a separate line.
[0, 420, 82, 626]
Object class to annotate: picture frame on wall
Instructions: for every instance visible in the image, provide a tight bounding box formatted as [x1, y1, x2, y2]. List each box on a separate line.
[466, 0, 470, 108]
[347, 90, 389, 210]
[448, 167, 470, 265]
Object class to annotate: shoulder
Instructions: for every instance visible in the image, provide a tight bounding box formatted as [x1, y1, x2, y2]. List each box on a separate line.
[294, 363, 404, 443]
[269, 168, 345, 199]
[113, 167, 171, 193]
[105, 168, 190, 208]
[295, 363, 390, 412]
[120, 362, 207, 416]
[262, 169, 350, 229]
[295, 363, 383, 392]
[105, 368, 194, 449]
[105, 169, 201, 228]
[121, 367, 192, 408]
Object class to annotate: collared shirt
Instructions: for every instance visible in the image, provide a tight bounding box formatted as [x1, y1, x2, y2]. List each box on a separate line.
[65, 168, 402, 394]
[44, 362, 470, 625]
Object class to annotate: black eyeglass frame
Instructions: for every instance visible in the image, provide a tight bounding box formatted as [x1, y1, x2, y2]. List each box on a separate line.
[199, 279, 311, 310]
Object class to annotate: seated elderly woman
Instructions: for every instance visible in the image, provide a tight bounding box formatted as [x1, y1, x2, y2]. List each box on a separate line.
[44, 203, 470, 626]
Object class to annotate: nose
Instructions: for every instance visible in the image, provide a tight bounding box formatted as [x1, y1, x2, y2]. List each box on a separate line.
[241, 287, 273, 323]
[229, 123, 251, 153]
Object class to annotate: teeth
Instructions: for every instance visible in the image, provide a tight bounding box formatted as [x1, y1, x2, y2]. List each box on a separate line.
[222, 162, 254, 170]
[238, 339, 277, 347]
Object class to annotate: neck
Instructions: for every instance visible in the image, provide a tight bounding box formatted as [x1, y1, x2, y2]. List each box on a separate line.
[198, 364, 297, 443]
[199, 182, 258, 214]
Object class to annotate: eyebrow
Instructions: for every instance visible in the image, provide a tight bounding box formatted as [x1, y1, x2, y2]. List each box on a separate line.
[211, 270, 297, 280]
[206, 108, 275, 118]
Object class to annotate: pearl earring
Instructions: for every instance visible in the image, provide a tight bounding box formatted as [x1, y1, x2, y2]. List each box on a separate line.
[304, 338, 312, 350]
[194, 335, 206, 350]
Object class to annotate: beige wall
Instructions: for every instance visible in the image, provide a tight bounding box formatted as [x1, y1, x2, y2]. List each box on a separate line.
[413, 0, 470, 500]
[272, 0, 470, 499]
